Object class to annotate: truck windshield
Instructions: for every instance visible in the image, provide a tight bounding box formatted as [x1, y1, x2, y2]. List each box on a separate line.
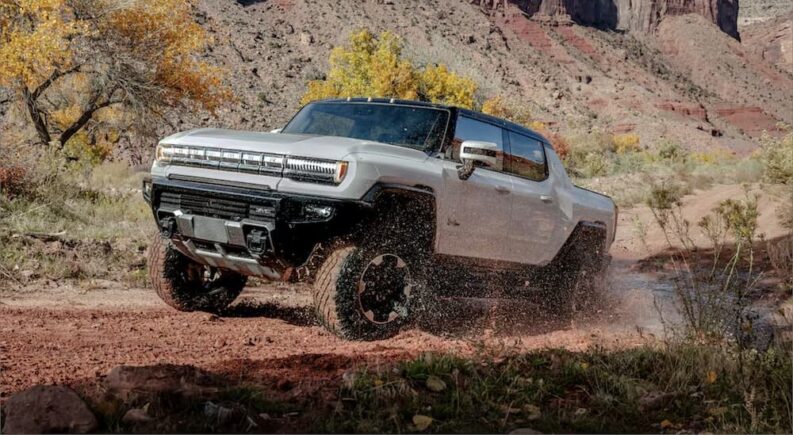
[282, 102, 450, 152]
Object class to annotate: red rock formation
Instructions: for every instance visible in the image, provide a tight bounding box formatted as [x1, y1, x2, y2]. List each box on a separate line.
[742, 12, 793, 74]
[656, 101, 709, 122]
[505, 0, 740, 39]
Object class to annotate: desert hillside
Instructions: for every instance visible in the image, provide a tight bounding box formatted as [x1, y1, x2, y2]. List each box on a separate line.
[186, 0, 791, 159]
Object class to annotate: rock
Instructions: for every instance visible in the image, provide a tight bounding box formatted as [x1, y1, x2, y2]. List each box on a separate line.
[106, 364, 219, 400]
[425, 375, 446, 392]
[510, 429, 543, 434]
[2, 385, 98, 434]
[299, 32, 314, 45]
[638, 391, 677, 411]
[205, 314, 222, 322]
[122, 406, 153, 425]
[412, 415, 433, 431]
[515, 0, 739, 40]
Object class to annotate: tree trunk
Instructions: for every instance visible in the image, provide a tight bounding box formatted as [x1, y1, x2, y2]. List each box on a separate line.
[22, 87, 52, 145]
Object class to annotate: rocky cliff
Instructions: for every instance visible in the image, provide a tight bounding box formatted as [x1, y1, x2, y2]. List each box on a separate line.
[507, 0, 740, 39]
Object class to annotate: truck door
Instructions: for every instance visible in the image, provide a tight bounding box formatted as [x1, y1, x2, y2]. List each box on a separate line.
[502, 131, 563, 265]
[437, 116, 513, 262]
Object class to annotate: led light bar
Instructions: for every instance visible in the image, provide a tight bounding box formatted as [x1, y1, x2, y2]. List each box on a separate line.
[155, 144, 347, 185]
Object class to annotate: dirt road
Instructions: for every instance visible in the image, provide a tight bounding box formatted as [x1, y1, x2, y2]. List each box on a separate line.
[0, 257, 672, 397]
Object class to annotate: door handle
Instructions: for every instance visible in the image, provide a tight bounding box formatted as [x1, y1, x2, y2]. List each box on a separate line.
[540, 195, 554, 203]
[495, 186, 511, 195]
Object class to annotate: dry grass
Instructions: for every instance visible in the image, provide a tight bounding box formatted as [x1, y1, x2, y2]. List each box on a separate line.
[0, 159, 151, 289]
[569, 136, 765, 207]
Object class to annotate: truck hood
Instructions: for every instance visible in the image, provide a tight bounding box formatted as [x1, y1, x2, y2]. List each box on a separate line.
[160, 128, 428, 161]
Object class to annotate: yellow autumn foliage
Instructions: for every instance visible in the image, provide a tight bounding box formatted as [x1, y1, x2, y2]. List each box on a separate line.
[301, 29, 474, 108]
[481, 96, 533, 126]
[611, 133, 641, 154]
[420, 64, 476, 108]
[104, 0, 231, 112]
[0, 0, 231, 158]
[0, 0, 84, 88]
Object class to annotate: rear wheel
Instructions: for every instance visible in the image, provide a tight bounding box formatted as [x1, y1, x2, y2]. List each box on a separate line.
[541, 227, 608, 317]
[312, 241, 423, 340]
[149, 235, 246, 313]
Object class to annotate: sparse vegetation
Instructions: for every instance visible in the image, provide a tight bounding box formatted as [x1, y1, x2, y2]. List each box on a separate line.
[759, 126, 793, 185]
[83, 345, 792, 433]
[325, 347, 792, 434]
[568, 133, 765, 207]
[0, 158, 150, 289]
[643, 183, 765, 341]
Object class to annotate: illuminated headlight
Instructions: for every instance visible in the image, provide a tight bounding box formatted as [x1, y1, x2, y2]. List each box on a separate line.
[155, 144, 174, 164]
[172, 146, 191, 163]
[239, 152, 263, 173]
[220, 150, 242, 170]
[261, 154, 285, 175]
[154, 144, 347, 185]
[285, 157, 349, 185]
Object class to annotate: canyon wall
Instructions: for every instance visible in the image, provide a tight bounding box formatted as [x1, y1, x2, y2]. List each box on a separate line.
[507, 0, 741, 39]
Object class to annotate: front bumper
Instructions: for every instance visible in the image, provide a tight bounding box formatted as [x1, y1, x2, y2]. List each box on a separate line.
[144, 176, 369, 279]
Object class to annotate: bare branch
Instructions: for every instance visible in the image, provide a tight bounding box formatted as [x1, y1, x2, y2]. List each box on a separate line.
[58, 98, 122, 147]
[22, 86, 52, 145]
[31, 65, 82, 101]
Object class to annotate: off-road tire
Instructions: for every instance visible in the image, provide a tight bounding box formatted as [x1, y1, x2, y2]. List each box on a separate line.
[149, 235, 246, 313]
[312, 241, 424, 340]
[540, 228, 608, 317]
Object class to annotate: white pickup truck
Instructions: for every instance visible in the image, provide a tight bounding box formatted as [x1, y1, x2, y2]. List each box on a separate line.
[143, 98, 616, 340]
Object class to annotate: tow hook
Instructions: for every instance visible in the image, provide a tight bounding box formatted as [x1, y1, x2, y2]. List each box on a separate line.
[246, 229, 268, 255]
[159, 217, 177, 238]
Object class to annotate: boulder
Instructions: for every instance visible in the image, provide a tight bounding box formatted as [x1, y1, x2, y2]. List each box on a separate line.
[106, 364, 219, 401]
[1, 385, 98, 434]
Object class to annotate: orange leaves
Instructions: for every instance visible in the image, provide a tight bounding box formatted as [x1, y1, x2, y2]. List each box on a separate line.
[105, 0, 230, 113]
[0, 0, 83, 88]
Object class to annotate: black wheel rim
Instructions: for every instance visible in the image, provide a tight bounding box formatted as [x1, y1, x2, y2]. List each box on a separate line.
[356, 254, 413, 325]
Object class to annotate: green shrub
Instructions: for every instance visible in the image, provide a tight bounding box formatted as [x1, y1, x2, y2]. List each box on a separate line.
[760, 128, 793, 184]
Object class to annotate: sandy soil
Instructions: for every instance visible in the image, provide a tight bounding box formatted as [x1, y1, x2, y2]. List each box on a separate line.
[0, 184, 787, 397]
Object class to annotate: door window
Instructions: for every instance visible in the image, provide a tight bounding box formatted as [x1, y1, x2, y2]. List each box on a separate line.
[506, 132, 547, 181]
[449, 116, 505, 170]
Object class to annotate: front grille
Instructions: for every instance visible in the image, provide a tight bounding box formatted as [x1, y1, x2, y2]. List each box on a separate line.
[158, 190, 277, 221]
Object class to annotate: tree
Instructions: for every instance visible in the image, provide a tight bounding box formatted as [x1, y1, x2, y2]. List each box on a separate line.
[301, 29, 475, 109]
[0, 0, 230, 154]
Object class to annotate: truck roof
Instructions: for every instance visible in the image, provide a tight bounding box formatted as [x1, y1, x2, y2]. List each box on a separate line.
[315, 98, 551, 145]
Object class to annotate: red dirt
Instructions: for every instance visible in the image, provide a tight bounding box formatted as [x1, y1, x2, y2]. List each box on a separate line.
[500, 13, 575, 64]
[0, 270, 656, 398]
[554, 26, 604, 64]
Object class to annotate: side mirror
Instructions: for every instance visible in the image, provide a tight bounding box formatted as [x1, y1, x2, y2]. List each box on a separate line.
[457, 140, 500, 180]
[270, 128, 283, 134]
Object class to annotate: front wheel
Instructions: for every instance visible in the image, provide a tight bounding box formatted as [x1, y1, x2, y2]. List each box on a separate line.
[312, 243, 422, 340]
[148, 235, 246, 313]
